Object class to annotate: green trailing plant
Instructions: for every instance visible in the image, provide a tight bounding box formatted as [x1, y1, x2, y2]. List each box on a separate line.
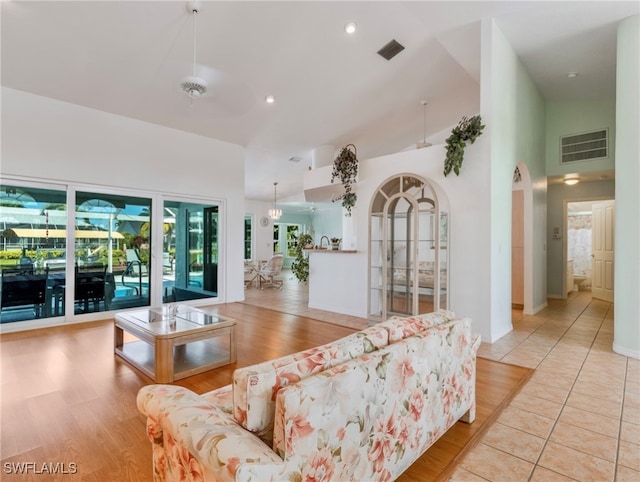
[330, 144, 358, 216]
[290, 233, 313, 283]
[443, 115, 485, 177]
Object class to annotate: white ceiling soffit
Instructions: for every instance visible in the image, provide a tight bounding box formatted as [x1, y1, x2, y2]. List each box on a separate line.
[1, 1, 638, 201]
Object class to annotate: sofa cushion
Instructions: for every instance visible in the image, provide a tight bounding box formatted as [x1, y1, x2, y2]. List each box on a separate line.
[201, 384, 234, 416]
[233, 324, 388, 444]
[381, 309, 456, 342]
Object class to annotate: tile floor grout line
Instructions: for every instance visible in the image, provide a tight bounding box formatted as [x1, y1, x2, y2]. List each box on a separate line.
[613, 357, 631, 480]
[513, 303, 617, 481]
[499, 294, 592, 365]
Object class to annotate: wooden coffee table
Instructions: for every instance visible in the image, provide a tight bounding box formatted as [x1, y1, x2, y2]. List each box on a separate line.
[114, 306, 236, 383]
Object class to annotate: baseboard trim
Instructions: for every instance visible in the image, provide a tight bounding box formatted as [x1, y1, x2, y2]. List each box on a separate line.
[525, 301, 548, 316]
[613, 342, 640, 360]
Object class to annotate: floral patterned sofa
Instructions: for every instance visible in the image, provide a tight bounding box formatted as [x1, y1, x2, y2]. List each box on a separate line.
[137, 309, 481, 482]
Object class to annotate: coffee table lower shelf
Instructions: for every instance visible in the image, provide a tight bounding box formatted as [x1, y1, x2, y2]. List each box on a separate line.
[116, 338, 233, 382]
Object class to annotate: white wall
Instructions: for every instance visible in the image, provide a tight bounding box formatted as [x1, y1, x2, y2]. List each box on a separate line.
[352, 145, 494, 339]
[1, 87, 247, 305]
[310, 205, 343, 246]
[613, 15, 640, 359]
[244, 199, 277, 262]
[317, 19, 548, 343]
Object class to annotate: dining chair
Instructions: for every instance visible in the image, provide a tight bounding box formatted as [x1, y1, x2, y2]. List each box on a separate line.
[256, 254, 284, 289]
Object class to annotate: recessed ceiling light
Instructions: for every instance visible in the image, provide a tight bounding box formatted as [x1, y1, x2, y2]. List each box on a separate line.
[345, 22, 357, 34]
[567, 72, 579, 78]
[265, 95, 275, 104]
[564, 178, 579, 185]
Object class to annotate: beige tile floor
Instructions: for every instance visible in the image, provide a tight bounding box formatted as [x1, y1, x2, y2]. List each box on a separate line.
[452, 291, 639, 482]
[243, 271, 639, 481]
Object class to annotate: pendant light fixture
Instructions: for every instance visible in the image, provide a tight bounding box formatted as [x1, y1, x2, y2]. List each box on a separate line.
[268, 182, 282, 220]
[416, 99, 432, 149]
[180, 0, 208, 104]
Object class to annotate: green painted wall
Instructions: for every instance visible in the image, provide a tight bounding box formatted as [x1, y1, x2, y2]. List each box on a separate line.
[613, 15, 639, 358]
[545, 101, 616, 176]
[482, 19, 547, 339]
[546, 180, 615, 298]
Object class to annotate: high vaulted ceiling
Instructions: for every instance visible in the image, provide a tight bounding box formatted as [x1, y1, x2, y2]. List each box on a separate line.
[2, 1, 638, 201]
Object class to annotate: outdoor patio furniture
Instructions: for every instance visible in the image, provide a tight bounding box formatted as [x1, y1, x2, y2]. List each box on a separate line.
[0, 269, 48, 317]
[123, 249, 146, 295]
[75, 265, 107, 313]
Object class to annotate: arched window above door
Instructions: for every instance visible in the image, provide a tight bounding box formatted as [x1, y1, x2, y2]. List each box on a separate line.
[368, 174, 449, 322]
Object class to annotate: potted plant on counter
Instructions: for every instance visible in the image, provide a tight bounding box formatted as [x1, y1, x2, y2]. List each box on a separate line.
[330, 237, 341, 251]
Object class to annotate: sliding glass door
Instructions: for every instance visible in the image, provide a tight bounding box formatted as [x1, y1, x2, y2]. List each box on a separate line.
[1, 180, 223, 328]
[162, 200, 220, 302]
[0, 183, 67, 323]
[75, 191, 152, 314]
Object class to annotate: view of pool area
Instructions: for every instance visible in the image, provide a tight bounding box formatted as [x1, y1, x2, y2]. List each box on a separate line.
[0, 270, 213, 325]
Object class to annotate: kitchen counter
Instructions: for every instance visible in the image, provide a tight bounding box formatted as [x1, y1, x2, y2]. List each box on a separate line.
[303, 249, 357, 253]
[306, 249, 366, 317]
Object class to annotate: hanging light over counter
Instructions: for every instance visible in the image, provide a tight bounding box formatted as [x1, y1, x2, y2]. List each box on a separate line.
[268, 182, 282, 220]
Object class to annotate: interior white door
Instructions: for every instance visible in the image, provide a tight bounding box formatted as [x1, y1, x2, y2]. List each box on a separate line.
[591, 200, 615, 302]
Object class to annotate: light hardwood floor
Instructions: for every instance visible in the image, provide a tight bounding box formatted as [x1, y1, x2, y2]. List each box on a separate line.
[2, 272, 637, 481]
[0, 293, 529, 481]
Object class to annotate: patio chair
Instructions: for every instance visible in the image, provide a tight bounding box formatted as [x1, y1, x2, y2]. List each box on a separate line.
[122, 249, 146, 296]
[256, 253, 284, 289]
[124, 249, 147, 276]
[1, 268, 48, 317]
[75, 265, 107, 313]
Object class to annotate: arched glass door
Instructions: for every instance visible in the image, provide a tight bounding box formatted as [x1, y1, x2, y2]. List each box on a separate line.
[368, 174, 448, 322]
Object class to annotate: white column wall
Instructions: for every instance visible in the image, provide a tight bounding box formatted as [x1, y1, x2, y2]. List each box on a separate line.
[479, 20, 548, 341]
[354, 146, 493, 339]
[613, 15, 640, 359]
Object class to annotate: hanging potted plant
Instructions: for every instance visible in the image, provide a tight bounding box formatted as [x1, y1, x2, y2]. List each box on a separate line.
[291, 233, 313, 283]
[443, 115, 485, 177]
[330, 144, 358, 216]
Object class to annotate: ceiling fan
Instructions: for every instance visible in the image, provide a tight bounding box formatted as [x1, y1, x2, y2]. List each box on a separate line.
[175, 0, 255, 116]
[180, 0, 207, 103]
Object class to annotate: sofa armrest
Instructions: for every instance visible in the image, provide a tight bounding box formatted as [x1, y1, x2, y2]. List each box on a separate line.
[137, 385, 283, 482]
[471, 333, 481, 355]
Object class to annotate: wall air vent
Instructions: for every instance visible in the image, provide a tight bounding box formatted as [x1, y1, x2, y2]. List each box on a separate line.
[560, 129, 608, 164]
[377, 39, 405, 61]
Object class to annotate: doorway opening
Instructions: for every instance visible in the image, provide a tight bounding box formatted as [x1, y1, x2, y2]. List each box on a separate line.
[565, 198, 614, 302]
[511, 162, 533, 314]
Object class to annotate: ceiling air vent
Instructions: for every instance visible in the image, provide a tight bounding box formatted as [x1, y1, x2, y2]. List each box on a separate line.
[560, 129, 608, 164]
[377, 39, 405, 61]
